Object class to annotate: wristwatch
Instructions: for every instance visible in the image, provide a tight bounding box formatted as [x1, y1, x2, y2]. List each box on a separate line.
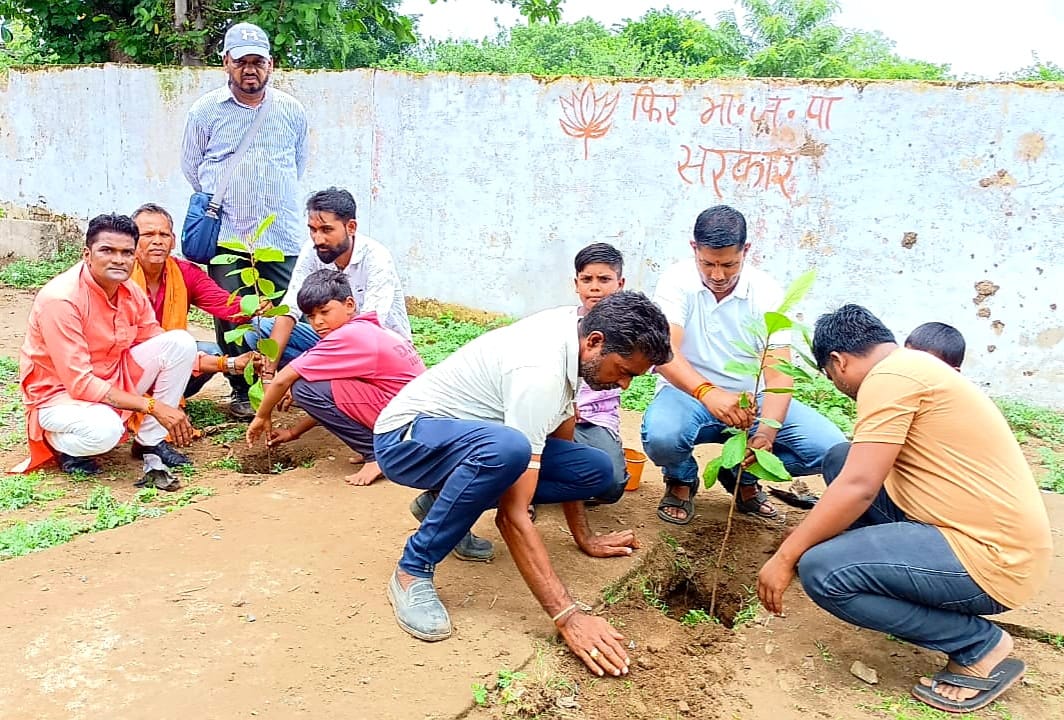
[226, 356, 238, 375]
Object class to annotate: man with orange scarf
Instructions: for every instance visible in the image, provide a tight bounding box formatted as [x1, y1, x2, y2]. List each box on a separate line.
[131, 204, 259, 406]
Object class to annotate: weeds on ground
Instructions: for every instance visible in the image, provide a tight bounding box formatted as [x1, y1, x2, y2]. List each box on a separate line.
[680, 608, 716, 627]
[84, 485, 162, 531]
[410, 314, 505, 367]
[0, 516, 80, 557]
[815, 639, 834, 663]
[0, 471, 65, 510]
[792, 373, 855, 435]
[211, 425, 248, 445]
[207, 456, 243, 472]
[641, 577, 669, 615]
[862, 693, 1011, 720]
[732, 586, 762, 628]
[185, 399, 229, 428]
[0, 242, 82, 289]
[620, 373, 656, 411]
[1038, 448, 1064, 493]
[995, 398, 1064, 446]
[187, 307, 214, 329]
[0, 355, 25, 450]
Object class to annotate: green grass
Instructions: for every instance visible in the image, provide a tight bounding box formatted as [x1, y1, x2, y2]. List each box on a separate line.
[207, 456, 243, 472]
[995, 398, 1064, 446]
[187, 306, 215, 329]
[0, 242, 82, 289]
[1038, 448, 1064, 493]
[680, 608, 714, 627]
[84, 485, 162, 531]
[185, 398, 229, 428]
[409, 314, 505, 367]
[0, 355, 25, 450]
[0, 517, 80, 557]
[0, 471, 65, 510]
[792, 374, 855, 435]
[620, 373, 656, 411]
[862, 694, 1012, 720]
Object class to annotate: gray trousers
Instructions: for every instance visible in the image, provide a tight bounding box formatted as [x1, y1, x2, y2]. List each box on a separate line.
[291, 378, 375, 461]
[573, 421, 627, 504]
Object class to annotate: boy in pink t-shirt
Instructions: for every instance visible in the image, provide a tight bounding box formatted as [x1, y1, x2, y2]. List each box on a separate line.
[246, 269, 425, 486]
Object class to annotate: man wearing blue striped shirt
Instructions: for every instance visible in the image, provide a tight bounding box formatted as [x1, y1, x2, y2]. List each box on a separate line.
[180, 21, 309, 419]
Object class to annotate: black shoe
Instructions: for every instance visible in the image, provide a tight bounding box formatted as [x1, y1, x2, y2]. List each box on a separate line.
[229, 393, 254, 420]
[132, 440, 192, 468]
[56, 452, 101, 476]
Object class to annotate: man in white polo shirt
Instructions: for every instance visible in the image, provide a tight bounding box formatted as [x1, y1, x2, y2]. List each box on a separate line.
[642, 205, 845, 524]
[373, 292, 673, 678]
[246, 186, 411, 372]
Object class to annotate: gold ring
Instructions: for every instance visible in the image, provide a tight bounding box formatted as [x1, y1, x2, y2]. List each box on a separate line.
[589, 648, 599, 659]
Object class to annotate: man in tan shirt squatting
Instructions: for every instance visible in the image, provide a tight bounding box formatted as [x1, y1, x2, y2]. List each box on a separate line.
[756, 304, 1051, 714]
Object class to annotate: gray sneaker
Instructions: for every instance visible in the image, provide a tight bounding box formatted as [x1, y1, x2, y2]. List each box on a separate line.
[410, 491, 495, 562]
[387, 570, 452, 641]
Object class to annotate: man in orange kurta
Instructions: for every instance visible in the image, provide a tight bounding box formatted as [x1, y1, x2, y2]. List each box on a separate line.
[17, 213, 198, 479]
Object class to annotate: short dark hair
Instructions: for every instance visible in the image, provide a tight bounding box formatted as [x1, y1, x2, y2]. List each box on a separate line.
[86, 213, 138, 248]
[131, 203, 174, 229]
[905, 322, 966, 368]
[812, 304, 897, 370]
[306, 187, 357, 223]
[574, 242, 624, 277]
[693, 205, 747, 249]
[579, 291, 672, 366]
[297, 269, 354, 315]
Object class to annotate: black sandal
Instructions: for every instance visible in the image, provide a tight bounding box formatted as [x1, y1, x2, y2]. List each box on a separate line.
[733, 486, 779, 519]
[657, 484, 696, 525]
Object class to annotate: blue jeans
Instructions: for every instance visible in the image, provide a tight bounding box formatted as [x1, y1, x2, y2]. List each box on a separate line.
[242, 317, 320, 368]
[640, 384, 845, 490]
[798, 443, 1009, 666]
[573, 422, 627, 504]
[374, 417, 615, 579]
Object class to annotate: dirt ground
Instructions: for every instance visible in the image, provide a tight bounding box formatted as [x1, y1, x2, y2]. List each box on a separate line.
[0, 287, 1062, 720]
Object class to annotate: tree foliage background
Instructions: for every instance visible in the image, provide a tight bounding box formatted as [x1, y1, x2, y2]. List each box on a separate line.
[0, 0, 1059, 80]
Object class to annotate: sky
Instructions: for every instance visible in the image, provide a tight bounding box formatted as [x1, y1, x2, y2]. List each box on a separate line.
[396, 0, 1064, 79]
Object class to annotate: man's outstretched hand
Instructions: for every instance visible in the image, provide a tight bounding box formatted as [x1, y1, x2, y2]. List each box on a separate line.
[578, 530, 640, 558]
[558, 613, 631, 677]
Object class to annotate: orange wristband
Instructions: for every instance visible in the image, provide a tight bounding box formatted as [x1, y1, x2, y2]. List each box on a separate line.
[217, 355, 228, 373]
[145, 396, 156, 415]
[693, 382, 715, 401]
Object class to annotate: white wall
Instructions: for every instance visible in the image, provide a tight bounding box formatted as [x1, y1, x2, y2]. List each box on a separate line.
[0, 66, 1061, 405]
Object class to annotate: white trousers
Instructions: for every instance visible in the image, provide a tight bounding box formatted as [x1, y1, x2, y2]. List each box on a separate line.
[38, 330, 197, 457]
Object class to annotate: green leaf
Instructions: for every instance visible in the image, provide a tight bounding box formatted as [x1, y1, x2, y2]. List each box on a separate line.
[209, 253, 244, 266]
[253, 247, 285, 263]
[743, 461, 775, 483]
[771, 362, 813, 381]
[250, 214, 277, 243]
[217, 239, 247, 253]
[720, 433, 747, 469]
[724, 359, 762, 377]
[243, 362, 255, 387]
[256, 338, 280, 361]
[762, 387, 794, 394]
[222, 324, 252, 345]
[257, 278, 276, 297]
[738, 392, 753, 409]
[226, 268, 246, 277]
[248, 379, 265, 411]
[240, 267, 260, 286]
[752, 448, 791, 482]
[764, 311, 792, 337]
[777, 269, 816, 314]
[702, 456, 723, 489]
[759, 417, 782, 429]
[263, 306, 291, 318]
[240, 294, 260, 318]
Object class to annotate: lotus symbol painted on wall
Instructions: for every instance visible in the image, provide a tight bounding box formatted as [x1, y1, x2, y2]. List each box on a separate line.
[558, 82, 621, 160]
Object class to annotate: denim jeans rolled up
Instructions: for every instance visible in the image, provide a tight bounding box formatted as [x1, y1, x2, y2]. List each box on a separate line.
[640, 384, 846, 490]
[798, 442, 1009, 666]
[374, 416, 615, 578]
